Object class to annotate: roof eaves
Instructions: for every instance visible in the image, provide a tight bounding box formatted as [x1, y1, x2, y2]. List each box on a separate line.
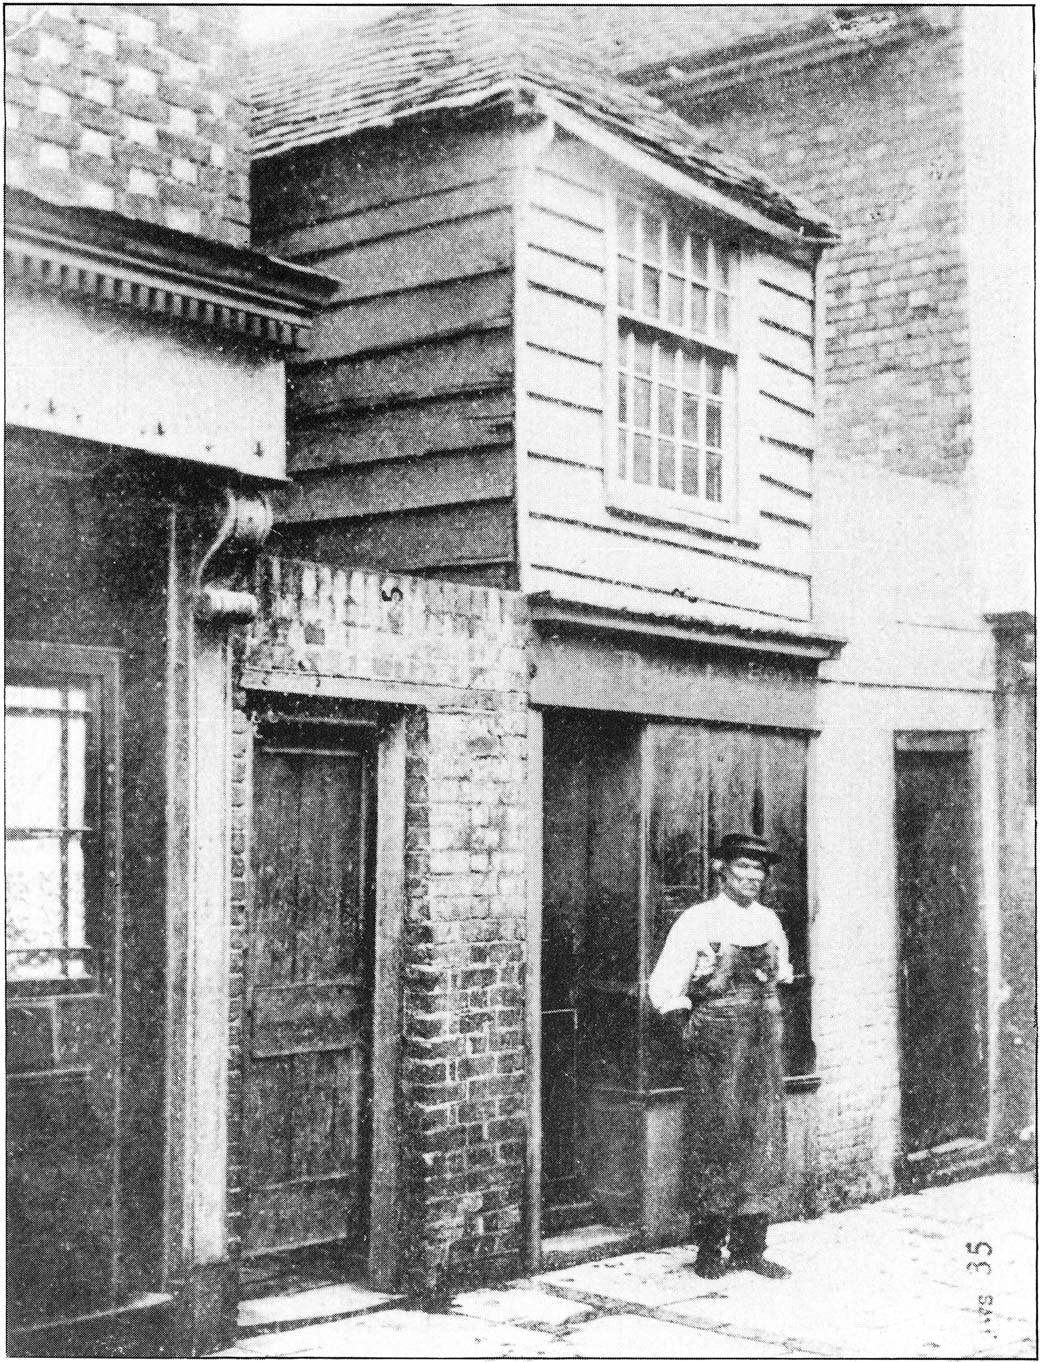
[535, 93, 839, 244]
[251, 76, 529, 161]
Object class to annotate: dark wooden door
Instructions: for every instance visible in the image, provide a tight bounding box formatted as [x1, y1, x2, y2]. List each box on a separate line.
[541, 713, 642, 1227]
[895, 736, 987, 1154]
[243, 726, 375, 1259]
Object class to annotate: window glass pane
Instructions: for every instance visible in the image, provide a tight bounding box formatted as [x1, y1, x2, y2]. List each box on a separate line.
[681, 445, 699, 497]
[633, 378, 652, 428]
[6, 685, 63, 710]
[642, 265, 660, 317]
[618, 257, 635, 310]
[666, 223, 685, 273]
[706, 452, 723, 502]
[618, 372, 628, 424]
[666, 274, 684, 327]
[618, 200, 637, 253]
[682, 393, 699, 441]
[658, 386, 675, 436]
[691, 285, 707, 332]
[706, 402, 722, 448]
[715, 293, 730, 341]
[67, 687, 89, 712]
[634, 335, 653, 376]
[643, 213, 661, 262]
[68, 715, 88, 830]
[633, 435, 652, 485]
[690, 236, 708, 279]
[5, 837, 63, 952]
[658, 440, 675, 490]
[714, 245, 731, 287]
[6, 713, 62, 830]
[706, 356, 724, 396]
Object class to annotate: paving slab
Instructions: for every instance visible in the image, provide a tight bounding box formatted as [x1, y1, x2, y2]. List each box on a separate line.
[450, 1285, 596, 1332]
[555, 1311, 799, 1358]
[218, 1308, 573, 1358]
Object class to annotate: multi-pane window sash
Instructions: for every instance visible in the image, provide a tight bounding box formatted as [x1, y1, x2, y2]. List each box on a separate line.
[616, 199, 735, 510]
[5, 676, 100, 981]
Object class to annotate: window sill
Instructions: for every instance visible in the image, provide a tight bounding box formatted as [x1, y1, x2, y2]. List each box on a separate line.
[605, 486, 760, 549]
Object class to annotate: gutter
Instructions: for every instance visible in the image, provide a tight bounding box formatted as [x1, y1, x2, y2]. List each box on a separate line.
[630, 6, 955, 104]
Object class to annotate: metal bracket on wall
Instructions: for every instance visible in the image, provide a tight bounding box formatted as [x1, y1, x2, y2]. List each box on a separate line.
[194, 489, 273, 624]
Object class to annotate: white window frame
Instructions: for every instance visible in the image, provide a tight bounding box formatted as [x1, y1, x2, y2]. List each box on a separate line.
[604, 185, 761, 543]
[5, 639, 121, 993]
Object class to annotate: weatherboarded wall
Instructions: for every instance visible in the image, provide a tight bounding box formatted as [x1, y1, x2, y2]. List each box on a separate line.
[251, 118, 520, 589]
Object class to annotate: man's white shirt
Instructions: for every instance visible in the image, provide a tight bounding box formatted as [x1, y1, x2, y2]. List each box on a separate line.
[647, 893, 794, 1014]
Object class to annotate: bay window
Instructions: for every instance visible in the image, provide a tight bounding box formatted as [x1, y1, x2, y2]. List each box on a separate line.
[611, 195, 741, 525]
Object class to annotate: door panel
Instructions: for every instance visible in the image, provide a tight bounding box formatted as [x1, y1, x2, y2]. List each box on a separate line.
[244, 733, 374, 1258]
[895, 740, 987, 1153]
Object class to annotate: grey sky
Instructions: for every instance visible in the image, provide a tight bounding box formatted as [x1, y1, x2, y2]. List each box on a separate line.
[239, 4, 397, 46]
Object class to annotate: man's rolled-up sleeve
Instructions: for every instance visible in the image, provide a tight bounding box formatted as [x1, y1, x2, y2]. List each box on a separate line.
[648, 916, 695, 1014]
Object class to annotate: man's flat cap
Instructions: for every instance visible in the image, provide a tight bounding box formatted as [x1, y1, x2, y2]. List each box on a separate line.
[718, 831, 781, 865]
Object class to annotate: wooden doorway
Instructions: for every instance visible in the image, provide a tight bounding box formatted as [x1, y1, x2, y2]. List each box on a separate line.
[895, 733, 987, 1155]
[243, 720, 377, 1272]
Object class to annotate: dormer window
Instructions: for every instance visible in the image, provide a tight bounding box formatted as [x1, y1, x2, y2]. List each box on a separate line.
[610, 195, 741, 527]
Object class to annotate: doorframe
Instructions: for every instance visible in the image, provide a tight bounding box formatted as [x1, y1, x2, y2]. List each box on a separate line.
[238, 698, 407, 1292]
[368, 713, 406, 1291]
[892, 729, 989, 1155]
[524, 707, 543, 1273]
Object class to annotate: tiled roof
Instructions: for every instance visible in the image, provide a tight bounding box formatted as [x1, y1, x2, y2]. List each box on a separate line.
[249, 6, 836, 239]
[503, 5, 829, 75]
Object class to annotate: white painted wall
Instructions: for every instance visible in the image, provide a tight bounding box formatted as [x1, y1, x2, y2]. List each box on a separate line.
[810, 454, 998, 1193]
[963, 6, 1035, 616]
[6, 289, 288, 479]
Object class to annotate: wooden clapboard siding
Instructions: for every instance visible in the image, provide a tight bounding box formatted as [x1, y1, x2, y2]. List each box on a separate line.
[526, 396, 603, 468]
[290, 391, 513, 473]
[253, 117, 520, 242]
[526, 288, 605, 364]
[278, 447, 514, 523]
[515, 134, 819, 623]
[527, 245, 605, 305]
[526, 561, 811, 626]
[277, 500, 516, 583]
[760, 439, 814, 495]
[268, 175, 513, 260]
[304, 273, 514, 363]
[299, 209, 513, 304]
[253, 115, 521, 581]
[290, 330, 514, 416]
[526, 514, 811, 619]
[528, 456, 810, 573]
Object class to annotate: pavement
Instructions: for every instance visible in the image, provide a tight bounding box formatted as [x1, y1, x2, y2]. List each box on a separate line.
[215, 1173, 1037, 1359]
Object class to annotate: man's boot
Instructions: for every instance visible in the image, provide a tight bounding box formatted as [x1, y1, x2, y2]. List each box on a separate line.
[728, 1213, 790, 1279]
[691, 1215, 728, 1278]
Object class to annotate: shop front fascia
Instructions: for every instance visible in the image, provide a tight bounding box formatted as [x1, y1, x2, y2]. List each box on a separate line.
[523, 596, 845, 1260]
[4, 188, 335, 1357]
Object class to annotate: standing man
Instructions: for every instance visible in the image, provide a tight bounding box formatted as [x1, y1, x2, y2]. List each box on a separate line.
[648, 832, 793, 1279]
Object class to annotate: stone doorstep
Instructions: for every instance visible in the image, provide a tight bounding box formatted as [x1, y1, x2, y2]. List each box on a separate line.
[236, 1282, 402, 1338]
[539, 1223, 642, 1272]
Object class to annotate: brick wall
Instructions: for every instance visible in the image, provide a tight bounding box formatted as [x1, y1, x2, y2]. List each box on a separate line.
[4, 3, 250, 244]
[230, 559, 530, 1297]
[672, 17, 971, 482]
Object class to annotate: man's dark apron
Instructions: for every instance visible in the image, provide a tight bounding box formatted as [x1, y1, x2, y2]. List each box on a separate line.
[682, 942, 786, 1219]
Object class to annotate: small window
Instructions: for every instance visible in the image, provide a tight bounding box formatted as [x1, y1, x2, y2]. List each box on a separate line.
[612, 197, 738, 522]
[5, 643, 118, 987]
